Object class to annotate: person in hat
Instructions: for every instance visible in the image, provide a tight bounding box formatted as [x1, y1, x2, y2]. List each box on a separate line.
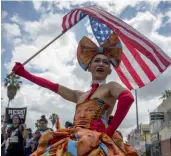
[12, 32, 136, 155]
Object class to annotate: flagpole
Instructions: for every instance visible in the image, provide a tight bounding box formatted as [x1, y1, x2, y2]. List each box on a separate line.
[135, 89, 139, 130]
[7, 9, 88, 77]
[7, 31, 65, 77]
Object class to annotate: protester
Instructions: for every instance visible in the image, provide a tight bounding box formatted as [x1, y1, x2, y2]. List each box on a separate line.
[32, 130, 41, 153]
[13, 32, 136, 155]
[38, 115, 53, 134]
[32, 115, 53, 153]
[1, 127, 6, 156]
[65, 121, 74, 128]
[55, 115, 61, 130]
[5, 115, 27, 156]
[25, 128, 33, 156]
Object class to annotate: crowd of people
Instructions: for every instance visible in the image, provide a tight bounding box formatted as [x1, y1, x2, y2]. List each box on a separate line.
[1, 114, 127, 156]
[1, 114, 74, 156]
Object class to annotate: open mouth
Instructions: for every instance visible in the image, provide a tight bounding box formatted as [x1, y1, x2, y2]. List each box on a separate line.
[96, 68, 104, 72]
[79, 121, 88, 125]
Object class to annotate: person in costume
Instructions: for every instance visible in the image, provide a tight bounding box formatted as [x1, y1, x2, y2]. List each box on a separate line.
[12, 32, 137, 155]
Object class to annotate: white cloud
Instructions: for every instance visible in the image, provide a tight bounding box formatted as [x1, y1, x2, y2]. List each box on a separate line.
[96, 0, 139, 15]
[2, 11, 8, 20]
[13, 38, 22, 46]
[165, 10, 171, 24]
[32, 1, 43, 12]
[52, 0, 140, 16]
[2, 23, 21, 38]
[11, 15, 22, 24]
[23, 12, 63, 39]
[125, 11, 162, 35]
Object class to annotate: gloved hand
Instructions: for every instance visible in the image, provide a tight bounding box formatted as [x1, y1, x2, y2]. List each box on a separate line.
[12, 62, 59, 93]
[12, 62, 27, 77]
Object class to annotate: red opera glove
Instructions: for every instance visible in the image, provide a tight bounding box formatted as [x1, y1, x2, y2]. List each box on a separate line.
[106, 90, 134, 137]
[12, 62, 59, 93]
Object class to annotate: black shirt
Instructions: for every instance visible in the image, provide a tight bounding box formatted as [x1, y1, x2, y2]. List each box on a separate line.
[7, 125, 24, 151]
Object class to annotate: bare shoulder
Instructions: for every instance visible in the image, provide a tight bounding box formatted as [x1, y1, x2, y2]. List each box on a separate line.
[107, 81, 125, 88]
[107, 81, 127, 98]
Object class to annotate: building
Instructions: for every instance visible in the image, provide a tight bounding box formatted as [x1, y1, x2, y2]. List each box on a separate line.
[127, 124, 151, 155]
[150, 96, 171, 156]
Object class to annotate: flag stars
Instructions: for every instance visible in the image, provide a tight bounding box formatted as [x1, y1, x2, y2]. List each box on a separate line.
[102, 37, 105, 40]
[89, 16, 113, 46]
[105, 30, 109, 34]
[100, 30, 103, 34]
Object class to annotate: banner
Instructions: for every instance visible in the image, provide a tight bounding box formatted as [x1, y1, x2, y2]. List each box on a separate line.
[5, 107, 27, 124]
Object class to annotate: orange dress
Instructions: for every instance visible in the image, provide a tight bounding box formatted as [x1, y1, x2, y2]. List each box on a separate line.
[31, 99, 137, 156]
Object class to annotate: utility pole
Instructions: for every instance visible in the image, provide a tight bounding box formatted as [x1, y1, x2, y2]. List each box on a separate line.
[135, 89, 139, 130]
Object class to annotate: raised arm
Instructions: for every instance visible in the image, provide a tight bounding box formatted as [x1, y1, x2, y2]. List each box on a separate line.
[12, 62, 83, 103]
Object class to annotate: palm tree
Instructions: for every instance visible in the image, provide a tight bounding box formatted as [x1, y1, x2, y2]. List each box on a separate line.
[4, 74, 22, 107]
[160, 90, 171, 100]
[35, 120, 40, 130]
[49, 113, 58, 129]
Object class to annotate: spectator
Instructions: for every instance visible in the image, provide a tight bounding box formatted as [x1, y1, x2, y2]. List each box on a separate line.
[5, 115, 27, 156]
[32, 115, 52, 152]
[1, 126, 6, 156]
[65, 121, 74, 128]
[25, 128, 33, 156]
[39, 115, 52, 134]
[32, 130, 41, 152]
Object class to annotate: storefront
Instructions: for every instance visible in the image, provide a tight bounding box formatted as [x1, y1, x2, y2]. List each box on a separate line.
[151, 133, 162, 156]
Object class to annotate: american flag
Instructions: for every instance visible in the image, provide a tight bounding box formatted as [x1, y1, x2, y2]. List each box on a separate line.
[62, 6, 171, 90]
[89, 16, 113, 46]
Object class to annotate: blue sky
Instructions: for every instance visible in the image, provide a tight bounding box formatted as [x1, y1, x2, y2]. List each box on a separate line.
[1, 1, 171, 136]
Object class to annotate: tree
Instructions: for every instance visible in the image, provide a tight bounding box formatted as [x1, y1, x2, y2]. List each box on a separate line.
[160, 90, 171, 100]
[4, 74, 22, 107]
[49, 113, 58, 129]
[35, 120, 40, 130]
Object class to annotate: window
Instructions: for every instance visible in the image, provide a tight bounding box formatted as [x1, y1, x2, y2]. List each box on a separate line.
[167, 110, 171, 124]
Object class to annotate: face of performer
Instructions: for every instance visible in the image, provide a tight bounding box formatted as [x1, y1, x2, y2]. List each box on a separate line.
[88, 54, 111, 80]
[39, 120, 47, 130]
[12, 115, 20, 125]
